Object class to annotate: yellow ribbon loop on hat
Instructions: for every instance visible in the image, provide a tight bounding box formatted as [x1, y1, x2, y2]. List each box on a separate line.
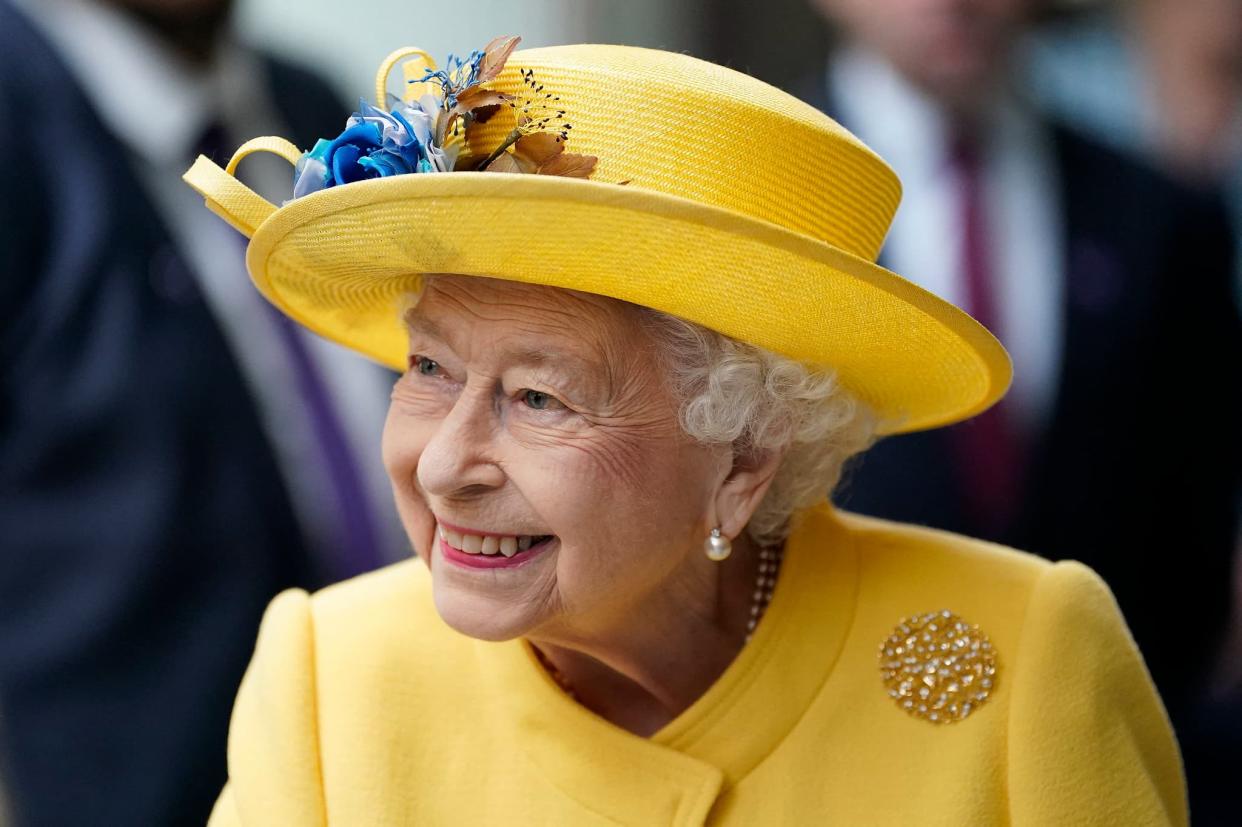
[375, 46, 437, 108]
[226, 136, 303, 175]
[182, 137, 303, 238]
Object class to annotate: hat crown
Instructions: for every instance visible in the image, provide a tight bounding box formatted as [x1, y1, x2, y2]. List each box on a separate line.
[183, 41, 1009, 436]
[462, 44, 901, 262]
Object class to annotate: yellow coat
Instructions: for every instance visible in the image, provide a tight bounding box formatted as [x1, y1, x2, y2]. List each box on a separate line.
[209, 507, 1185, 825]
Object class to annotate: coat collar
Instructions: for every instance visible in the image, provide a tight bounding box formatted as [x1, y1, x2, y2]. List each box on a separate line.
[478, 505, 859, 823]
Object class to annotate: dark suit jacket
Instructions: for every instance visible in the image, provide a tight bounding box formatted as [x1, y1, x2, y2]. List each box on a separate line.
[0, 4, 346, 824]
[800, 71, 1242, 726]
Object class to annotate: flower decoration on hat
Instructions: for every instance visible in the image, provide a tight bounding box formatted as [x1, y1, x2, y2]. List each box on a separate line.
[292, 35, 598, 199]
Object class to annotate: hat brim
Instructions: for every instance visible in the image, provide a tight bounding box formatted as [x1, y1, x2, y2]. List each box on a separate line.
[247, 172, 1011, 435]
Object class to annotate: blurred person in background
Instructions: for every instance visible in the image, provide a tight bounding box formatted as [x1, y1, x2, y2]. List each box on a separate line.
[1028, 0, 1242, 817]
[1029, 0, 1242, 212]
[801, 0, 1241, 816]
[0, 0, 399, 824]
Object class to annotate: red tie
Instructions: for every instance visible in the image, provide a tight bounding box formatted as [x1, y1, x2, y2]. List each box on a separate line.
[947, 132, 1024, 537]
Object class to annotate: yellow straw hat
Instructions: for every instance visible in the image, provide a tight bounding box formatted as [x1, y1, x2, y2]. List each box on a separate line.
[184, 41, 1010, 435]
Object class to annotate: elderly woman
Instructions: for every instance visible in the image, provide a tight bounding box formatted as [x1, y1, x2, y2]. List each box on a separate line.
[186, 39, 1184, 825]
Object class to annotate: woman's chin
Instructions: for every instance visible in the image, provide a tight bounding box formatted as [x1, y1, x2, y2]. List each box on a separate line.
[426, 536, 556, 640]
[431, 581, 540, 642]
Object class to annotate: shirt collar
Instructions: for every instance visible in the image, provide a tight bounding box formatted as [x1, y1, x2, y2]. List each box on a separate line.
[829, 46, 952, 189]
[828, 46, 1040, 185]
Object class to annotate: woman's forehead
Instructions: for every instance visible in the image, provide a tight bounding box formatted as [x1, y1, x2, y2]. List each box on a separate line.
[405, 275, 646, 365]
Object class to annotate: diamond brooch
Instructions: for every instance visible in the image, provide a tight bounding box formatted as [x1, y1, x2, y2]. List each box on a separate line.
[878, 609, 998, 724]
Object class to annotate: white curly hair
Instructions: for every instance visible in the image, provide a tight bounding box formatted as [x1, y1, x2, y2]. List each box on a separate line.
[638, 309, 876, 545]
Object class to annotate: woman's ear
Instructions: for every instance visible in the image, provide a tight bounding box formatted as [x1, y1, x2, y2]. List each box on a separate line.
[711, 447, 784, 540]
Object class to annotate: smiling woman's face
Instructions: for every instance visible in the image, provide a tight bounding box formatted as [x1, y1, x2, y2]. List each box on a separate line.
[382, 275, 727, 642]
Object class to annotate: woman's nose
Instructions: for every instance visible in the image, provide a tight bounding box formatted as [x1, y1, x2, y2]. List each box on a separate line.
[416, 386, 507, 497]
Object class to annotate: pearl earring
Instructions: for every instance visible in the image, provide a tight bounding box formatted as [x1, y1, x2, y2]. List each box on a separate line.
[705, 527, 732, 561]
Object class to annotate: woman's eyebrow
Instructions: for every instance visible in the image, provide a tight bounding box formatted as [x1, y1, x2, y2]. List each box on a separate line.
[509, 345, 580, 368]
[505, 341, 612, 381]
[402, 309, 447, 341]
[403, 309, 606, 387]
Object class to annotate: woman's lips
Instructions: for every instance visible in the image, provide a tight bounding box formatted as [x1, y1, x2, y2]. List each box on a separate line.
[436, 522, 555, 569]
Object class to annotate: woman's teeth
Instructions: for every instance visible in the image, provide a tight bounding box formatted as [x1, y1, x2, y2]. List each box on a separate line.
[439, 526, 546, 557]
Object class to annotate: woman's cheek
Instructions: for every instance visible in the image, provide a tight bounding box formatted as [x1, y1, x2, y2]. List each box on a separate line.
[519, 429, 653, 515]
[389, 373, 456, 418]
[380, 414, 438, 562]
[384, 375, 456, 468]
[382, 390, 443, 497]
[564, 425, 664, 491]
[382, 400, 413, 476]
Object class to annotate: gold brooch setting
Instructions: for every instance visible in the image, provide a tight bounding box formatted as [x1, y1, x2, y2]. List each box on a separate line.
[878, 609, 998, 724]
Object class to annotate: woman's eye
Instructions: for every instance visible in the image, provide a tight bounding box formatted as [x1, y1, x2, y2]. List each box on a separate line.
[521, 389, 562, 411]
[411, 355, 441, 377]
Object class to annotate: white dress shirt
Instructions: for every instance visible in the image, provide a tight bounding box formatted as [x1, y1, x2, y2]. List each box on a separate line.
[12, 0, 406, 567]
[829, 48, 1065, 431]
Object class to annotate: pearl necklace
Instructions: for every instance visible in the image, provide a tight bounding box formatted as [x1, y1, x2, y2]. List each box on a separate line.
[746, 544, 783, 641]
[536, 545, 785, 698]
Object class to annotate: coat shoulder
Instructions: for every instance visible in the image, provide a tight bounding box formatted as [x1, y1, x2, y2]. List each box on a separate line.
[838, 509, 1052, 597]
[821, 513, 1185, 824]
[830, 509, 1124, 662]
[308, 559, 466, 673]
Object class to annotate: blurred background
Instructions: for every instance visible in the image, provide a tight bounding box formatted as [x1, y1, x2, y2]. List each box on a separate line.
[1, 0, 1238, 824]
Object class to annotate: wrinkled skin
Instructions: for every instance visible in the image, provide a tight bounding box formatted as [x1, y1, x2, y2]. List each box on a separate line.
[383, 275, 779, 733]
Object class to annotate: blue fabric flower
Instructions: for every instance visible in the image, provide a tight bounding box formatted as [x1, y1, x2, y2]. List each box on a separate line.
[289, 39, 519, 199]
[293, 99, 454, 198]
